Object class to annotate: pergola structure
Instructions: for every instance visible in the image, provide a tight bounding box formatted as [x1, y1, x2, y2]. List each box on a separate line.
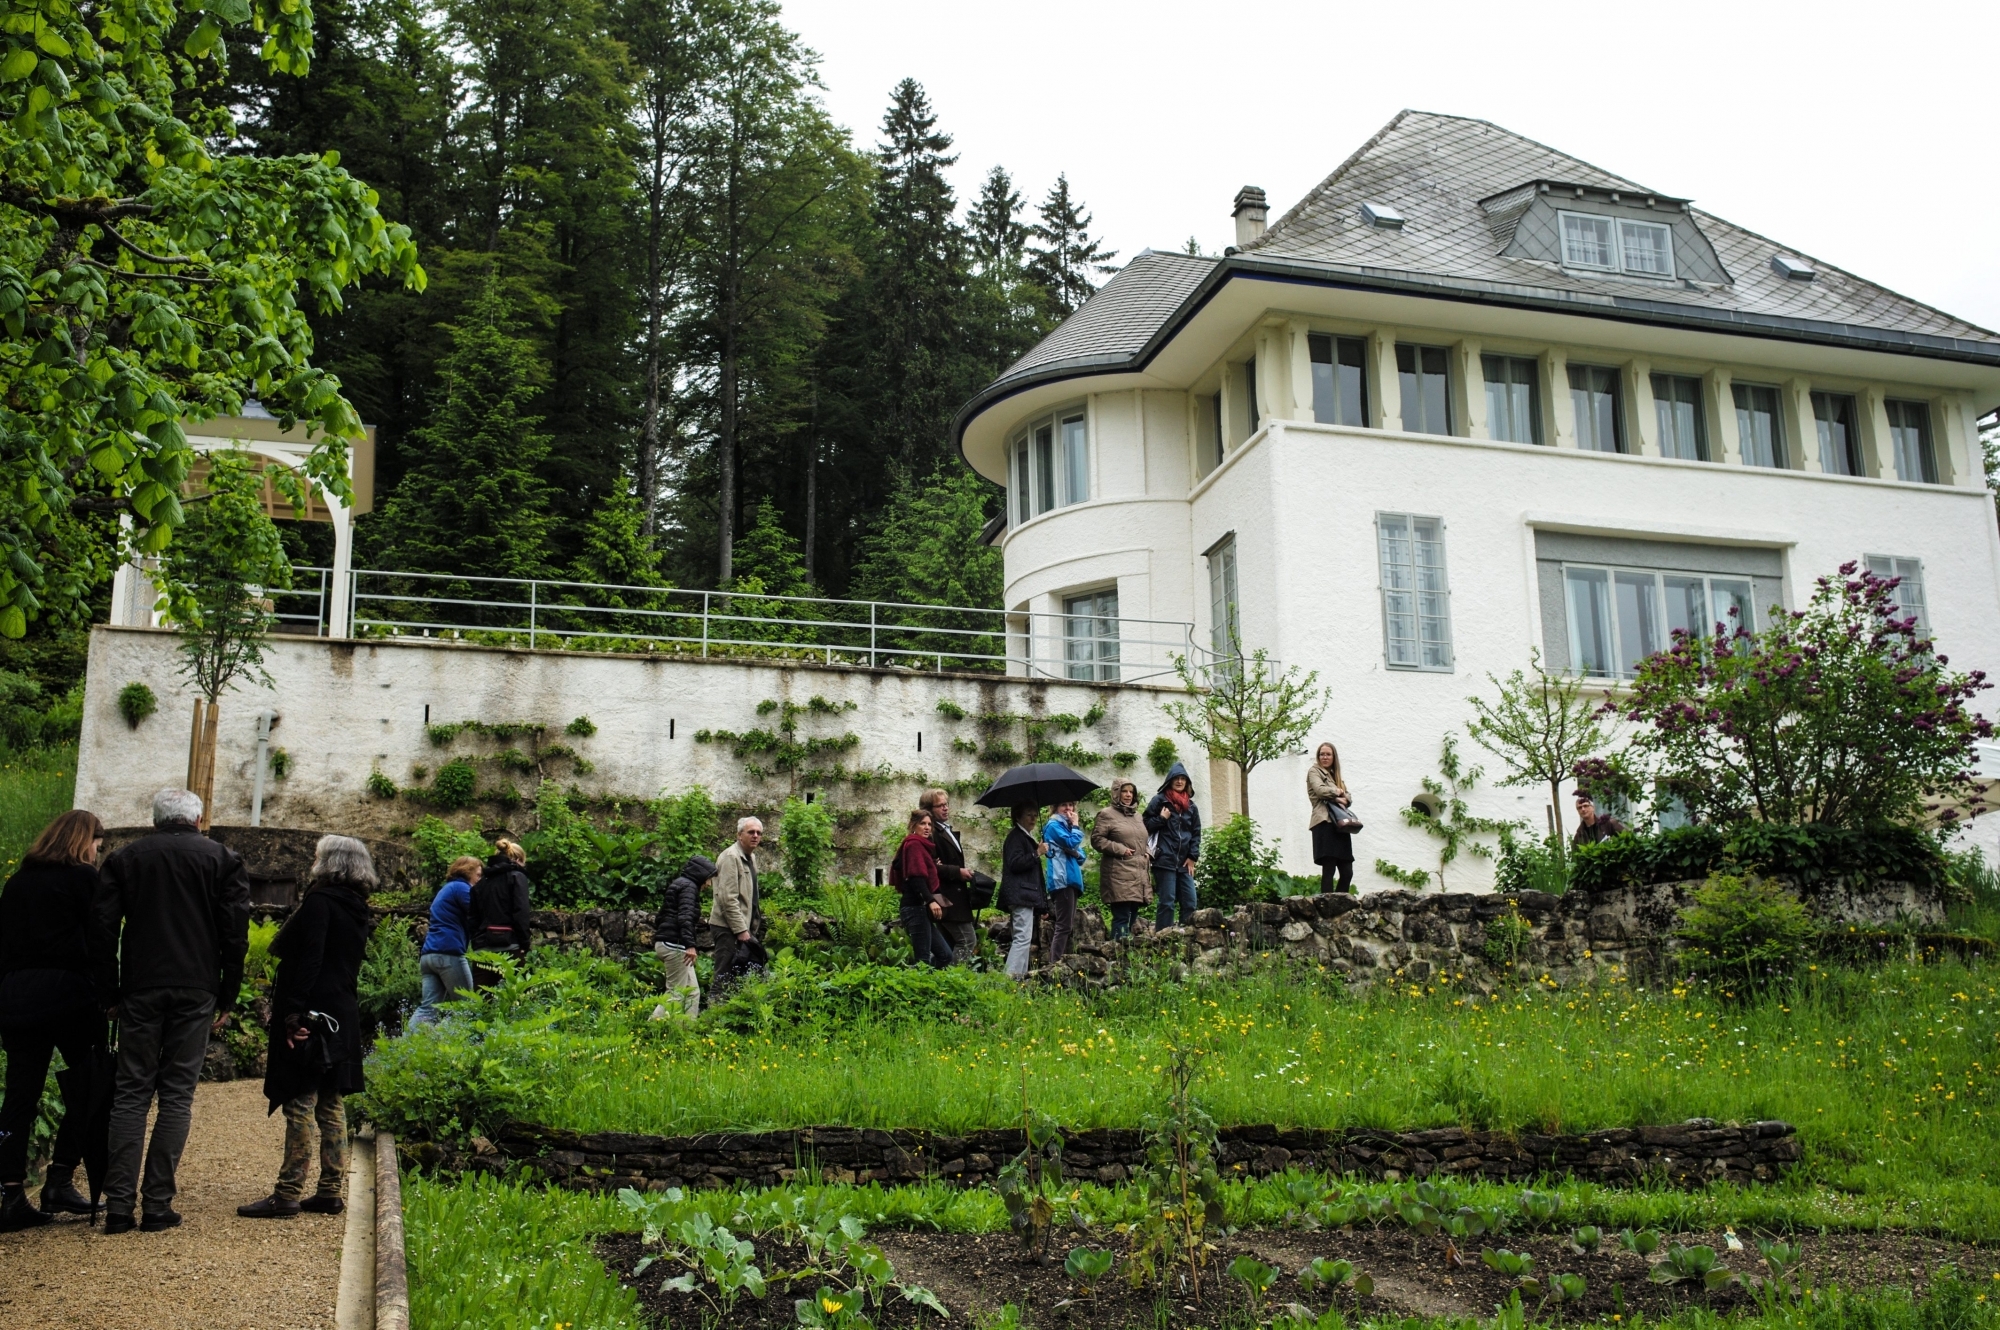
[107, 407, 375, 638]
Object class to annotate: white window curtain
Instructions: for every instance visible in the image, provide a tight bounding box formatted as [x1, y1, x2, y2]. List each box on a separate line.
[1207, 538, 1240, 659]
[1864, 554, 1929, 635]
[1378, 513, 1453, 670]
[1619, 221, 1673, 276]
[1565, 565, 1758, 678]
[1561, 213, 1615, 268]
[1063, 588, 1120, 682]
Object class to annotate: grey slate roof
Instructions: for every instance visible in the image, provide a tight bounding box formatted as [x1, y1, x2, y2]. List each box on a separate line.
[980, 111, 1998, 409]
[996, 249, 1216, 385]
[1247, 110, 1999, 344]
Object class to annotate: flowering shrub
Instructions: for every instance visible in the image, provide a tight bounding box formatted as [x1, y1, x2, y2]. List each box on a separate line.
[1619, 561, 1991, 828]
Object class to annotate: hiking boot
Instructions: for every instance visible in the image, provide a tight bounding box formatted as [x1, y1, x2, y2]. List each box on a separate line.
[102, 1212, 137, 1235]
[236, 1194, 301, 1219]
[0, 1183, 52, 1232]
[39, 1165, 94, 1217]
[298, 1195, 345, 1215]
[140, 1209, 182, 1232]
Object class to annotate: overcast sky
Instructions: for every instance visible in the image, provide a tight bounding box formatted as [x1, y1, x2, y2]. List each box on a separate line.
[778, 0, 2000, 335]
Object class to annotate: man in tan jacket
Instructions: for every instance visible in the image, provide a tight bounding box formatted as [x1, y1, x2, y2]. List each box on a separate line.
[708, 817, 762, 986]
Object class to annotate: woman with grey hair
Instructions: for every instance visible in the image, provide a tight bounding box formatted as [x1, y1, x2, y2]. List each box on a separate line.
[238, 835, 377, 1219]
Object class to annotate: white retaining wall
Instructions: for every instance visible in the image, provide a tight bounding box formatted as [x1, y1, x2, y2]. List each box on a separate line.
[76, 627, 1197, 872]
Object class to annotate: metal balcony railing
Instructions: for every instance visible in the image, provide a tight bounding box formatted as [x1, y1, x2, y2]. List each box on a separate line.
[272, 567, 1208, 684]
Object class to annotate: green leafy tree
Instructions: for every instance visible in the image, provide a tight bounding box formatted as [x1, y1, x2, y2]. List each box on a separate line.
[1376, 734, 1508, 891]
[0, 0, 424, 635]
[159, 451, 293, 705]
[1026, 173, 1117, 317]
[1466, 647, 1611, 859]
[374, 278, 555, 580]
[1163, 636, 1329, 815]
[1619, 561, 1993, 828]
[777, 794, 834, 893]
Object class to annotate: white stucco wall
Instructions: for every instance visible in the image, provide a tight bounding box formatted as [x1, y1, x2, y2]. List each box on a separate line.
[1003, 399, 2000, 887]
[76, 628, 1188, 872]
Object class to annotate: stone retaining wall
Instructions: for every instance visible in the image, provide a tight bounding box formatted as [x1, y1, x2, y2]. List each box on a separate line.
[376, 872, 1941, 995]
[407, 1117, 1798, 1192]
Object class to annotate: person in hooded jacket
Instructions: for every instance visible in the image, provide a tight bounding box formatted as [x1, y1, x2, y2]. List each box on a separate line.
[468, 838, 533, 986]
[1089, 781, 1151, 939]
[1144, 763, 1203, 928]
[997, 804, 1045, 980]
[0, 810, 111, 1230]
[238, 836, 376, 1219]
[891, 811, 953, 968]
[653, 855, 715, 1017]
[1041, 803, 1085, 963]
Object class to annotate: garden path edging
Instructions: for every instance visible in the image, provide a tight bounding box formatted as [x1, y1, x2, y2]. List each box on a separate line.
[407, 1116, 1799, 1193]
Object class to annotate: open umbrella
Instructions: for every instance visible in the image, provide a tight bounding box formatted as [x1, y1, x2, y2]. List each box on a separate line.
[973, 762, 1100, 809]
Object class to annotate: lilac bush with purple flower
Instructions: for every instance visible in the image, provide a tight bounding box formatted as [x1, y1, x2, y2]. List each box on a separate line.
[1618, 561, 1992, 829]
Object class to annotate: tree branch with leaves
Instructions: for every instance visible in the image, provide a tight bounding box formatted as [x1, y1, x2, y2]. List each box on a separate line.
[1465, 647, 1611, 860]
[1162, 635, 1329, 816]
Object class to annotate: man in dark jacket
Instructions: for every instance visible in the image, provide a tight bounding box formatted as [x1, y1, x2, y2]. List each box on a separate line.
[1570, 794, 1629, 848]
[921, 789, 983, 965]
[93, 788, 251, 1234]
[653, 855, 715, 1018]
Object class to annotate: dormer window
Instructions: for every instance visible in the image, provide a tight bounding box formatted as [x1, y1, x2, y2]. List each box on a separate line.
[1559, 210, 1674, 279]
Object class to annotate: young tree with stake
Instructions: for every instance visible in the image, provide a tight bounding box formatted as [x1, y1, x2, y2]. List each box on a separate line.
[1163, 633, 1329, 816]
[1465, 648, 1610, 860]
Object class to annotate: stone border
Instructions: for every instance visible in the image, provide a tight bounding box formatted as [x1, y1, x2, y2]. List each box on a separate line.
[333, 1131, 410, 1330]
[409, 1117, 1798, 1194]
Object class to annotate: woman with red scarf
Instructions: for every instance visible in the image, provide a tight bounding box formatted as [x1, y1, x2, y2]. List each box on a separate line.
[890, 810, 953, 968]
[1143, 762, 1203, 928]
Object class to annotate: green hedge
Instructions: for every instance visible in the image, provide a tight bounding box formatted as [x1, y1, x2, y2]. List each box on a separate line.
[1570, 822, 1947, 895]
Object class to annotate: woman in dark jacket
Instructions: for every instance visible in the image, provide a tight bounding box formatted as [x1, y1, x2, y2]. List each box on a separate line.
[998, 804, 1045, 980]
[891, 811, 952, 969]
[468, 838, 533, 984]
[0, 810, 109, 1229]
[1143, 762, 1203, 928]
[238, 836, 376, 1219]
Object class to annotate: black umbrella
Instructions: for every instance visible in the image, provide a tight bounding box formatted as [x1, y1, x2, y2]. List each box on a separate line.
[973, 762, 1100, 809]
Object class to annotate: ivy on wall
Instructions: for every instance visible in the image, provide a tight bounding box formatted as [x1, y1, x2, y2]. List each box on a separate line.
[367, 716, 596, 809]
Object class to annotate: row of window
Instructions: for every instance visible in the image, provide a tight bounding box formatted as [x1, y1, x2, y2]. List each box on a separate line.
[1210, 341, 1948, 485]
[1009, 409, 1090, 524]
[1560, 211, 1674, 279]
[1061, 538, 1928, 683]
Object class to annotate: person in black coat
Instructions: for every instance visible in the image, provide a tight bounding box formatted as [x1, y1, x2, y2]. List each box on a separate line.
[652, 854, 715, 1018]
[95, 787, 251, 1233]
[998, 804, 1045, 980]
[1144, 762, 1204, 928]
[468, 838, 533, 985]
[0, 810, 110, 1230]
[238, 836, 377, 1219]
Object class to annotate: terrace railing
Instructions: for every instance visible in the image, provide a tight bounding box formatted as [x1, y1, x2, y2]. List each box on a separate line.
[272, 566, 1208, 684]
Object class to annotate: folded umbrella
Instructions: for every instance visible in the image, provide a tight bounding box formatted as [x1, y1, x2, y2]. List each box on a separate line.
[973, 762, 1100, 809]
[58, 1019, 117, 1223]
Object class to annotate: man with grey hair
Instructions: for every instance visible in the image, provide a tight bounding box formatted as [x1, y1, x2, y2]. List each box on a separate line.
[707, 817, 763, 994]
[93, 788, 250, 1233]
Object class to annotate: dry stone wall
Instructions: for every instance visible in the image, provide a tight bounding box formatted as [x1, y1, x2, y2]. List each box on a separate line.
[409, 1118, 1799, 1193]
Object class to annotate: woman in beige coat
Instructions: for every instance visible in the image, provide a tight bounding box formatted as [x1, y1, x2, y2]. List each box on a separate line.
[1307, 742, 1358, 895]
[1090, 779, 1151, 938]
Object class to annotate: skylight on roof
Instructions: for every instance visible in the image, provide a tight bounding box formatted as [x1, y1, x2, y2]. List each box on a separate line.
[1771, 254, 1816, 282]
[1359, 202, 1404, 230]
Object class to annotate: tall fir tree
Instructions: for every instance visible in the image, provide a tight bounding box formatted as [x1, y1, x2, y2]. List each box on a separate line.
[848, 468, 1001, 610]
[968, 166, 1027, 272]
[1027, 174, 1118, 317]
[375, 279, 556, 579]
[569, 486, 669, 590]
[729, 498, 815, 598]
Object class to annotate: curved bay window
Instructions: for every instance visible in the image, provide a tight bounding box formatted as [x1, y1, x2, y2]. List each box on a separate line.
[1009, 407, 1089, 525]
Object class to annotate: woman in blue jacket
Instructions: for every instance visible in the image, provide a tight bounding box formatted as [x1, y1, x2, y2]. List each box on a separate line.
[413, 856, 480, 1025]
[1041, 802, 1086, 963]
[1144, 763, 1203, 927]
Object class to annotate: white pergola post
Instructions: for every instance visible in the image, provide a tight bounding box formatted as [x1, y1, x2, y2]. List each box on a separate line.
[327, 493, 353, 638]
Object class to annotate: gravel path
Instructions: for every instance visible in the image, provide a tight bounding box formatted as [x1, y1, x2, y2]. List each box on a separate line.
[0, 1080, 344, 1329]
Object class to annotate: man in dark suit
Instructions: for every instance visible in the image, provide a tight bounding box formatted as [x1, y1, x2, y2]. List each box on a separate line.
[94, 788, 250, 1233]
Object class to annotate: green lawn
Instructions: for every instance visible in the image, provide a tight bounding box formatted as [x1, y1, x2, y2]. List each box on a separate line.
[0, 743, 77, 876]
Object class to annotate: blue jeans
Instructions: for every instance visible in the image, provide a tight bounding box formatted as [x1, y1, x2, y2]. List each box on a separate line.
[1154, 868, 1198, 928]
[414, 952, 475, 1024]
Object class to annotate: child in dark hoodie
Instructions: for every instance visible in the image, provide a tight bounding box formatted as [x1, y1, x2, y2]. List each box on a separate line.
[653, 855, 716, 1018]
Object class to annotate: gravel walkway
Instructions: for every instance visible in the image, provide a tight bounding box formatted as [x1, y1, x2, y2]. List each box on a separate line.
[0, 1080, 344, 1329]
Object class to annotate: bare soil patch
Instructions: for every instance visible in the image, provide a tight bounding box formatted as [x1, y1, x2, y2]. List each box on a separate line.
[600, 1225, 1999, 1328]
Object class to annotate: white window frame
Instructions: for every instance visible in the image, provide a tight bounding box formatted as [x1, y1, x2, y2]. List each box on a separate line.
[1376, 512, 1454, 672]
[1558, 209, 1676, 279]
[1062, 586, 1121, 682]
[1561, 563, 1758, 681]
[1006, 404, 1090, 522]
[1206, 534, 1240, 660]
[1863, 554, 1929, 636]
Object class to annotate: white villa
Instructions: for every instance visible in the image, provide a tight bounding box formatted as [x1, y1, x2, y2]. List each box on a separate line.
[956, 111, 2000, 885]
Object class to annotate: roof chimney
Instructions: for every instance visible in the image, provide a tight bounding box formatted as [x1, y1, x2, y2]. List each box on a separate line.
[1232, 186, 1268, 248]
